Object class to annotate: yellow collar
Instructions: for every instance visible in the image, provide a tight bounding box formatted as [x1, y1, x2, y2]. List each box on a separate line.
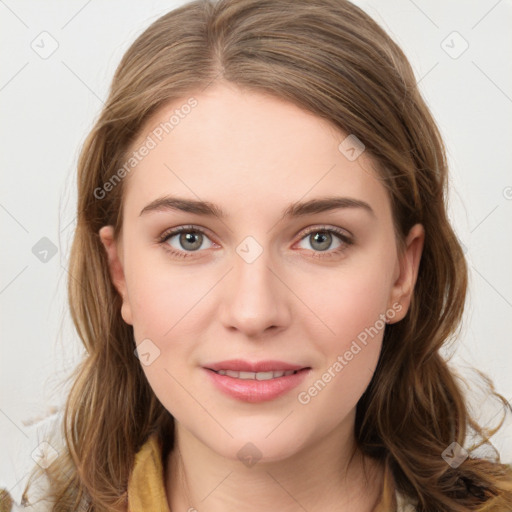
[127, 433, 171, 512]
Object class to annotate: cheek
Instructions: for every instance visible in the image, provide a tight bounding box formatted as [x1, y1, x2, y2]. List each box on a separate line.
[305, 260, 393, 346]
[127, 264, 202, 415]
[125, 251, 207, 341]
[293, 260, 393, 411]
[124, 252, 211, 404]
[296, 287, 387, 422]
[296, 339, 381, 429]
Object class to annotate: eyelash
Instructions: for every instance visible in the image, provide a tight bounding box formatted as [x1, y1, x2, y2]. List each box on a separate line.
[157, 225, 353, 260]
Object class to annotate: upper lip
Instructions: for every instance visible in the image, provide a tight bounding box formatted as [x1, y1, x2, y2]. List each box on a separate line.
[204, 359, 309, 372]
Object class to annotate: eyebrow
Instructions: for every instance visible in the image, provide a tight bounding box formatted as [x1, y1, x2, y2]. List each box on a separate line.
[139, 195, 375, 219]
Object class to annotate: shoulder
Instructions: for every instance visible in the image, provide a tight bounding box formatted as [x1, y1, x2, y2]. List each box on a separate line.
[395, 489, 418, 511]
[1, 407, 64, 511]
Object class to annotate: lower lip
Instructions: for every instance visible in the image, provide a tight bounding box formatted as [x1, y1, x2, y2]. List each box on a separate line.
[203, 367, 311, 403]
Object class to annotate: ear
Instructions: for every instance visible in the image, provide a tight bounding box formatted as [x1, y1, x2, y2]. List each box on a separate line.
[99, 225, 133, 325]
[386, 223, 425, 324]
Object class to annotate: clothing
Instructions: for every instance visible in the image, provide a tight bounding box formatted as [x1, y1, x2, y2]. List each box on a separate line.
[127, 434, 170, 512]
[1, 409, 63, 512]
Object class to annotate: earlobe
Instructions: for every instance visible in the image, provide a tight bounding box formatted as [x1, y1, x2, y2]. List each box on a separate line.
[98, 225, 133, 325]
[387, 223, 425, 323]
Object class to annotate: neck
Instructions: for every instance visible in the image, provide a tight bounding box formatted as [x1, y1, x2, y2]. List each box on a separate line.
[164, 416, 384, 512]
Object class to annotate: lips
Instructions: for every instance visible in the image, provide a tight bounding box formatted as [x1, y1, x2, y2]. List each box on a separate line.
[212, 369, 298, 380]
[204, 359, 308, 373]
[202, 359, 312, 402]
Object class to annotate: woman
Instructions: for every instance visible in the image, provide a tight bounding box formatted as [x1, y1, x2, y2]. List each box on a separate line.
[10, 0, 512, 510]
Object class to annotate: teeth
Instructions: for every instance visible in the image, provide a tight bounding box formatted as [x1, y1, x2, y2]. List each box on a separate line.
[215, 369, 298, 380]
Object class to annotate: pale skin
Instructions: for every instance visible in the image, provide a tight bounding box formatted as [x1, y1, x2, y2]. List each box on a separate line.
[100, 81, 424, 512]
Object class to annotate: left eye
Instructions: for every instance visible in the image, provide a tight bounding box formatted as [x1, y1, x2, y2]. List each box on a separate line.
[296, 229, 348, 252]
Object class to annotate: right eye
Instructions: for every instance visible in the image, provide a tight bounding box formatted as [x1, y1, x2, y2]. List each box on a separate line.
[158, 225, 216, 258]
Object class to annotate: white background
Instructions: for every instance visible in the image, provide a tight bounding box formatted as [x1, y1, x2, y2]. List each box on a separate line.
[1, 0, 511, 496]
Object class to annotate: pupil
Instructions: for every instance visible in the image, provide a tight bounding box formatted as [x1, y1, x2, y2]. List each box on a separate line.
[181, 232, 202, 250]
[312, 231, 331, 251]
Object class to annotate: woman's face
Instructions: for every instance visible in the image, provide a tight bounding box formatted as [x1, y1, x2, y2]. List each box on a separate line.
[100, 81, 423, 463]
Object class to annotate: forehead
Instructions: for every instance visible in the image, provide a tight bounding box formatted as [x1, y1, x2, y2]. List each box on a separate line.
[121, 82, 390, 221]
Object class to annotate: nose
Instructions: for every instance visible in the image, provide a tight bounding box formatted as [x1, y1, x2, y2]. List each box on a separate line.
[218, 245, 291, 338]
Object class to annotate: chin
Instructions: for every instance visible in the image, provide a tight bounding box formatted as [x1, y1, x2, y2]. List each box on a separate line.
[198, 424, 311, 464]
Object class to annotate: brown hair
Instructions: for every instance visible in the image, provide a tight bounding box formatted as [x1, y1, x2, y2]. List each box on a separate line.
[20, 0, 512, 510]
